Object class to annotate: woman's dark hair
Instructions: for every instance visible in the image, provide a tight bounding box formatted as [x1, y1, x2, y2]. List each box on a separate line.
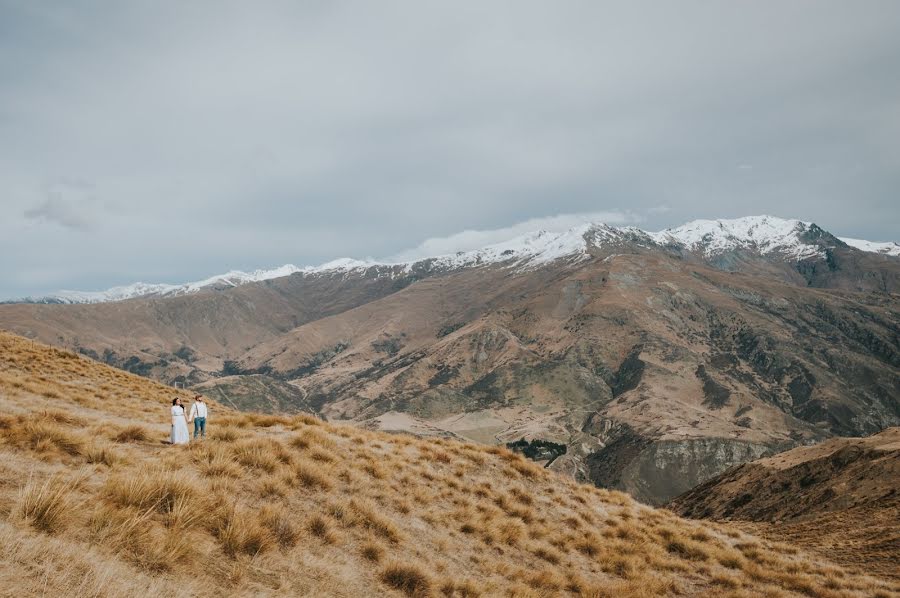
[172, 398, 180, 406]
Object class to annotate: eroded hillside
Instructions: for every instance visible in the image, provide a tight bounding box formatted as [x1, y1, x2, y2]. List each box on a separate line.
[1, 330, 897, 597]
[669, 428, 900, 581]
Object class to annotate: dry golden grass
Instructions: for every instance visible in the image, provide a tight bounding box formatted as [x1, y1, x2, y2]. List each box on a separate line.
[112, 424, 150, 443]
[213, 502, 274, 557]
[0, 330, 897, 597]
[380, 562, 432, 597]
[16, 473, 77, 533]
[83, 441, 122, 466]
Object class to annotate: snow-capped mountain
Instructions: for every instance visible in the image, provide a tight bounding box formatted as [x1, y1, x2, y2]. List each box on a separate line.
[13, 215, 897, 304]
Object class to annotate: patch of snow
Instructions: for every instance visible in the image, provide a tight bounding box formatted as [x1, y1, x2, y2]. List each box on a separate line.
[300, 258, 376, 273]
[49, 282, 181, 304]
[839, 237, 900, 257]
[425, 224, 595, 271]
[652, 215, 824, 260]
[21, 265, 303, 304]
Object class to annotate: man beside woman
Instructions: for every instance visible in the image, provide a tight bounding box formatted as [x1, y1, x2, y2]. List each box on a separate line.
[170, 394, 209, 445]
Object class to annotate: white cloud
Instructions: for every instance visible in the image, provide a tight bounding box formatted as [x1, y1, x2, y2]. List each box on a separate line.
[389, 211, 638, 261]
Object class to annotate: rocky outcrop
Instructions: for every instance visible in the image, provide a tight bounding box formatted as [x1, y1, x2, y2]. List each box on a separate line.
[587, 433, 777, 505]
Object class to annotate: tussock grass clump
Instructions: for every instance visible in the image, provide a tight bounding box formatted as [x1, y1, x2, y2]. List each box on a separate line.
[360, 541, 384, 562]
[326, 499, 403, 543]
[103, 469, 203, 514]
[194, 446, 242, 478]
[308, 447, 337, 463]
[525, 569, 565, 591]
[290, 413, 322, 427]
[259, 504, 299, 548]
[88, 502, 155, 552]
[531, 543, 563, 565]
[210, 426, 240, 442]
[216, 415, 251, 428]
[3, 419, 87, 457]
[141, 527, 197, 572]
[600, 553, 640, 579]
[212, 503, 273, 557]
[37, 408, 87, 427]
[113, 424, 150, 443]
[717, 552, 747, 570]
[232, 439, 280, 472]
[574, 533, 601, 557]
[164, 494, 210, 530]
[362, 461, 387, 479]
[247, 413, 290, 427]
[349, 498, 403, 543]
[17, 474, 76, 533]
[428, 449, 452, 463]
[294, 457, 334, 491]
[258, 475, 289, 498]
[307, 514, 338, 544]
[89, 504, 199, 573]
[655, 525, 711, 562]
[290, 426, 335, 450]
[440, 579, 482, 597]
[380, 563, 432, 597]
[83, 442, 121, 466]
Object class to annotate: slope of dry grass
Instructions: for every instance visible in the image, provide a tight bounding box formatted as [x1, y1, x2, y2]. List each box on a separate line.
[0, 330, 897, 597]
[670, 428, 900, 581]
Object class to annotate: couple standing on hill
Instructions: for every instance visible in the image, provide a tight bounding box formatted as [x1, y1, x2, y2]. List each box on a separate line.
[170, 395, 208, 445]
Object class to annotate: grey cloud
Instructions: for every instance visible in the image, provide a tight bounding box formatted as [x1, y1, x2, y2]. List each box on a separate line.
[1, 1, 899, 298]
[23, 181, 102, 231]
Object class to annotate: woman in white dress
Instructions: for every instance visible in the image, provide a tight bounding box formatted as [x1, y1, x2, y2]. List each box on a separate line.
[170, 398, 190, 445]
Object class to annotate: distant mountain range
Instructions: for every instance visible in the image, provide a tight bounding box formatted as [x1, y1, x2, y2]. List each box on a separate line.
[1, 215, 897, 505]
[10, 215, 899, 304]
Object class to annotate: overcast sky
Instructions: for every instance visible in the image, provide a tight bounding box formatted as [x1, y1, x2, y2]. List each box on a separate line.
[1, 1, 898, 298]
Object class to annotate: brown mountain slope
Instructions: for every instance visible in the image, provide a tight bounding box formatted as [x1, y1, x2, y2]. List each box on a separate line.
[1, 331, 897, 597]
[0, 267, 424, 384]
[226, 249, 898, 504]
[669, 429, 900, 581]
[1, 229, 898, 506]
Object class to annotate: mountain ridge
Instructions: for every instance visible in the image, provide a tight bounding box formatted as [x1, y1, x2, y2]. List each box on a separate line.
[9, 215, 898, 305]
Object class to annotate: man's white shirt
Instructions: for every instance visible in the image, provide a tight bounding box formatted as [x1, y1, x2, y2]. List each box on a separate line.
[190, 402, 208, 419]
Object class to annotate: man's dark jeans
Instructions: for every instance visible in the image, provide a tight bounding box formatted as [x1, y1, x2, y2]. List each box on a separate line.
[193, 417, 206, 438]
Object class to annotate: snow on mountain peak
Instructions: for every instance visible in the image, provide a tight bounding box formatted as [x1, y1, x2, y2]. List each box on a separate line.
[655, 215, 823, 260]
[10, 215, 896, 305]
[838, 237, 900, 257]
[426, 223, 595, 270]
[20, 265, 304, 305]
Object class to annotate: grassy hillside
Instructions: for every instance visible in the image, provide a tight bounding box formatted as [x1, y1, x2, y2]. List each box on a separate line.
[0, 330, 896, 597]
[670, 428, 900, 582]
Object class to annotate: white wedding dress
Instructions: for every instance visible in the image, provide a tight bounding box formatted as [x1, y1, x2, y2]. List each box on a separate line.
[171, 405, 189, 444]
